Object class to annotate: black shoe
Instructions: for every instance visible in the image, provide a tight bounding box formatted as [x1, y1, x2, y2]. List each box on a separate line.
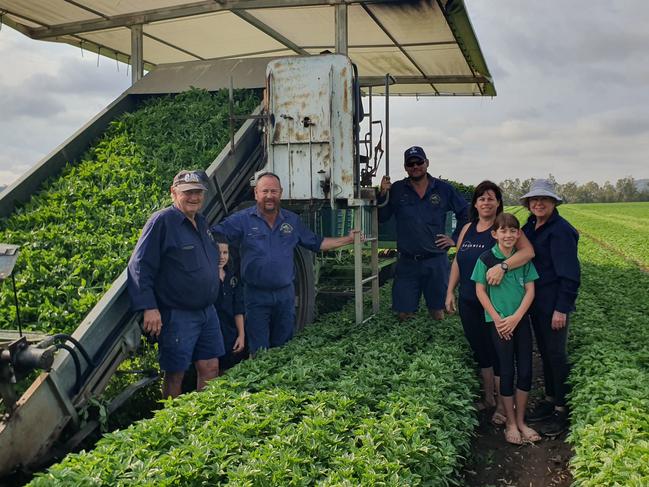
[526, 400, 555, 423]
[540, 410, 569, 437]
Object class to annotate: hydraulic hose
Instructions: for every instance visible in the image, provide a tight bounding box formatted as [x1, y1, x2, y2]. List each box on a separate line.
[54, 343, 82, 395]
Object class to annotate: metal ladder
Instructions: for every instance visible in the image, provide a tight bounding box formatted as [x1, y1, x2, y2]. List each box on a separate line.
[353, 203, 380, 324]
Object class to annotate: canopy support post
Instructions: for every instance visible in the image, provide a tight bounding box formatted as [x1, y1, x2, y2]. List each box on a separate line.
[335, 3, 348, 55]
[130, 24, 143, 84]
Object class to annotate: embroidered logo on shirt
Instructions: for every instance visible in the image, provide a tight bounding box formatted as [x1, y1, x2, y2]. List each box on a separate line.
[280, 223, 294, 235]
[429, 193, 441, 206]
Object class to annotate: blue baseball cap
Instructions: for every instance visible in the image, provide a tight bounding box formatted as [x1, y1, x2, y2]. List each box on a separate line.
[404, 146, 427, 163]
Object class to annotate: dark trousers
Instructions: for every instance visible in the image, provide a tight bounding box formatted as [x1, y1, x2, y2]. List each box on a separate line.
[489, 317, 533, 397]
[459, 297, 499, 373]
[530, 308, 570, 407]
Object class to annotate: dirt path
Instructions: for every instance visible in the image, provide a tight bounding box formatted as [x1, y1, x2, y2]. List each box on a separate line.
[461, 351, 573, 487]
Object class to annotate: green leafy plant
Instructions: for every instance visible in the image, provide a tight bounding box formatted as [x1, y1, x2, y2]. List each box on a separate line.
[0, 88, 260, 334]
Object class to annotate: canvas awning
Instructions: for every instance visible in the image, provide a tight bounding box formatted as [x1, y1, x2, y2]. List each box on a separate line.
[0, 0, 495, 96]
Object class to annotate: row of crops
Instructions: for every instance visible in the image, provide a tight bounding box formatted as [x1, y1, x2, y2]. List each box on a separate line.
[509, 203, 649, 485]
[29, 291, 478, 485]
[0, 88, 260, 335]
[561, 204, 649, 486]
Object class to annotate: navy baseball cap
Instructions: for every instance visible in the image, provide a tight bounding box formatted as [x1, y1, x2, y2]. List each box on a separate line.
[404, 146, 427, 163]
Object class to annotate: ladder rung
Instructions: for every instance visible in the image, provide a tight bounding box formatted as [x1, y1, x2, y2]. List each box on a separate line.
[361, 275, 378, 284]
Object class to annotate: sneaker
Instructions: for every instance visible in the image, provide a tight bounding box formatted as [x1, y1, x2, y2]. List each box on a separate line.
[526, 400, 555, 423]
[540, 410, 569, 437]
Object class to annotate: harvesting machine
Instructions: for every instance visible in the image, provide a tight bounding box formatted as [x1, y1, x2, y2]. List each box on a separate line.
[0, 0, 495, 476]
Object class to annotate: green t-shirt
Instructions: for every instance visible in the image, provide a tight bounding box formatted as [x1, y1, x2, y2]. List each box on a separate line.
[470, 245, 539, 322]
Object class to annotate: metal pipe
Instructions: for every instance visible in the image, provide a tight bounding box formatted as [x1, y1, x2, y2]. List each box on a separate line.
[335, 4, 348, 55]
[11, 274, 21, 337]
[130, 24, 143, 84]
[385, 73, 390, 177]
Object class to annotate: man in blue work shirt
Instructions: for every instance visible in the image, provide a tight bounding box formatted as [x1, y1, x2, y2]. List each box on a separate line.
[128, 170, 224, 398]
[212, 172, 357, 354]
[379, 146, 469, 321]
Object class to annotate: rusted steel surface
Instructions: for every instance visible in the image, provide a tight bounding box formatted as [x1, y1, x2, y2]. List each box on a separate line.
[266, 55, 355, 201]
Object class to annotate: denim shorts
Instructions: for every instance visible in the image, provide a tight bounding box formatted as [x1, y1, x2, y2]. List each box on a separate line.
[158, 305, 225, 372]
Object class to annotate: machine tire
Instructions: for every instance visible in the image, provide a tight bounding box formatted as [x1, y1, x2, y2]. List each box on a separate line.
[293, 246, 316, 332]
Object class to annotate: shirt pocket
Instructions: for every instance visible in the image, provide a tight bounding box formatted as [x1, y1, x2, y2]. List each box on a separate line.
[176, 243, 201, 272]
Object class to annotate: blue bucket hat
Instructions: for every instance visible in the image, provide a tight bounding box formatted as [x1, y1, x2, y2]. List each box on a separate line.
[520, 179, 562, 206]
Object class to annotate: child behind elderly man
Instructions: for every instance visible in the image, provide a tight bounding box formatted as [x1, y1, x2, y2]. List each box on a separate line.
[471, 213, 541, 445]
[214, 238, 247, 371]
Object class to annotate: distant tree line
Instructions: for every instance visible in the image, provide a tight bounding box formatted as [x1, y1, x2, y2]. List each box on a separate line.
[498, 176, 649, 205]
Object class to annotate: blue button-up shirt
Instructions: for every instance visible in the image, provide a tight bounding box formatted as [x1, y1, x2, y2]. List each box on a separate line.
[215, 266, 245, 323]
[127, 205, 221, 311]
[212, 206, 323, 290]
[522, 209, 581, 313]
[378, 174, 469, 256]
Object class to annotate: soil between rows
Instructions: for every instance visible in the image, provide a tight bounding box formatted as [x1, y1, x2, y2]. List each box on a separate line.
[461, 349, 573, 487]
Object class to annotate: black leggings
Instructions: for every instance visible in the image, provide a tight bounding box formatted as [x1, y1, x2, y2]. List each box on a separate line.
[490, 317, 533, 397]
[530, 308, 570, 407]
[459, 298, 499, 374]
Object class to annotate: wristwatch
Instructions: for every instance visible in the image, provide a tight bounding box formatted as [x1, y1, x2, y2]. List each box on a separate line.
[500, 262, 509, 272]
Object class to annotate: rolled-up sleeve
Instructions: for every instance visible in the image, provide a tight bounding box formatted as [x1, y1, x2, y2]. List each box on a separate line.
[377, 192, 394, 223]
[296, 217, 324, 253]
[127, 217, 163, 311]
[551, 229, 581, 313]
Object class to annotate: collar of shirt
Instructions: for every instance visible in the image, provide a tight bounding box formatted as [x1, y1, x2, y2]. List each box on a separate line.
[491, 244, 517, 260]
[251, 205, 286, 229]
[170, 204, 205, 228]
[404, 173, 437, 197]
[526, 208, 559, 232]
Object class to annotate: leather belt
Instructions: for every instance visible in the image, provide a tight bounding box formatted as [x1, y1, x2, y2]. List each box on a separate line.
[399, 251, 440, 261]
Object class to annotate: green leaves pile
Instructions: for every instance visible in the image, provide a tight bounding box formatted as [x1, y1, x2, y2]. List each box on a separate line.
[30, 290, 478, 485]
[0, 88, 260, 334]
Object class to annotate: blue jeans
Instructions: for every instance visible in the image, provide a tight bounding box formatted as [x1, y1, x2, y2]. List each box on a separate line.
[244, 284, 295, 354]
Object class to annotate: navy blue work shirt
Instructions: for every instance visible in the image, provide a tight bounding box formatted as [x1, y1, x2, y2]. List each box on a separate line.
[212, 206, 323, 290]
[378, 174, 469, 256]
[215, 266, 245, 324]
[127, 205, 221, 311]
[522, 209, 580, 313]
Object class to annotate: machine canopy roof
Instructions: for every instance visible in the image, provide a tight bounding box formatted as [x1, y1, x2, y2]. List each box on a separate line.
[0, 0, 495, 96]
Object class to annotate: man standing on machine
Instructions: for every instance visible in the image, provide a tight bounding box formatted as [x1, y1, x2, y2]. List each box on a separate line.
[378, 146, 468, 321]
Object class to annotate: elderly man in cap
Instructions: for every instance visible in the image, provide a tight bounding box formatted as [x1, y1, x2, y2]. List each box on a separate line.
[379, 146, 469, 321]
[520, 179, 580, 436]
[128, 170, 224, 398]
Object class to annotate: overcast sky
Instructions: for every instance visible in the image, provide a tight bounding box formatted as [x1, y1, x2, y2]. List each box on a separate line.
[1, 0, 648, 187]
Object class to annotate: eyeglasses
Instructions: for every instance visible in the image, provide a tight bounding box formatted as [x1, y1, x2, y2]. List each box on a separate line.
[405, 159, 426, 168]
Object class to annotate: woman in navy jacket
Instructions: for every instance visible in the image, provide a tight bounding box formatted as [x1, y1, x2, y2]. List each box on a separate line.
[520, 179, 580, 437]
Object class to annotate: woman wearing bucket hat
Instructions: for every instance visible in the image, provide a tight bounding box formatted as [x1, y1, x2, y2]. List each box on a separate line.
[520, 179, 580, 437]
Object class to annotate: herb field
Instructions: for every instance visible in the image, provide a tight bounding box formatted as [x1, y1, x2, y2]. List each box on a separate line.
[512, 203, 649, 486]
[30, 291, 478, 486]
[0, 89, 260, 334]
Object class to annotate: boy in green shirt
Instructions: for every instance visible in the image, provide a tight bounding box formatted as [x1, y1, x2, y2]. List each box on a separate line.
[471, 212, 540, 445]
